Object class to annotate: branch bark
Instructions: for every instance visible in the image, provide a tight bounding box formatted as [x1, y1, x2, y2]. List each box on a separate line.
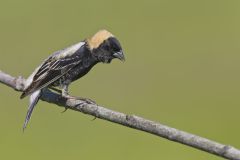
[0, 70, 240, 160]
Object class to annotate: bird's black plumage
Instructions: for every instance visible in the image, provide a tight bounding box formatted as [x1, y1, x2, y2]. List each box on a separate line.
[20, 43, 94, 98]
[21, 30, 125, 130]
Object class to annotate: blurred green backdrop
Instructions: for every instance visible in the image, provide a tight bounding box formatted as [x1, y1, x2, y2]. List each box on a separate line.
[0, 0, 240, 159]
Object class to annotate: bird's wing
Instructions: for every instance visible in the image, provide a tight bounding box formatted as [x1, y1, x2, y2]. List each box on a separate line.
[20, 42, 85, 99]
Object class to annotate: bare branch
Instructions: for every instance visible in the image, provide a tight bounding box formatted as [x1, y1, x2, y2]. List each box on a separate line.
[0, 70, 240, 160]
[0, 70, 25, 91]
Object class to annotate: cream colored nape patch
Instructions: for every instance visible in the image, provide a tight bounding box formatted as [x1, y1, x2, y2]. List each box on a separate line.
[87, 30, 114, 50]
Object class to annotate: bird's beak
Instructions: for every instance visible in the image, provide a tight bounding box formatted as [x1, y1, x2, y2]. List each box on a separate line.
[113, 50, 125, 61]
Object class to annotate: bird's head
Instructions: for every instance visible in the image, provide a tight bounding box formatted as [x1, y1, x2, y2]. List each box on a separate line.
[87, 30, 125, 63]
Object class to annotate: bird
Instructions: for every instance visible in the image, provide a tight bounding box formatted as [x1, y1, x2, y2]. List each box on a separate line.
[20, 29, 125, 131]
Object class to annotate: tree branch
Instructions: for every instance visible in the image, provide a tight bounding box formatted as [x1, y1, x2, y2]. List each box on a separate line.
[0, 70, 240, 160]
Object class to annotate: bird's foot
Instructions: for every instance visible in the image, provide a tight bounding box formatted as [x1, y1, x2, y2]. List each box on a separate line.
[75, 97, 98, 120]
[61, 94, 96, 113]
[63, 94, 96, 104]
[62, 94, 76, 99]
[61, 107, 68, 113]
[78, 97, 96, 105]
[91, 116, 97, 121]
[60, 93, 73, 113]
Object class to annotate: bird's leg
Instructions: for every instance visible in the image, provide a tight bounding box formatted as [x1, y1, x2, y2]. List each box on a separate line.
[59, 79, 72, 98]
[61, 84, 70, 98]
[59, 81, 96, 113]
[49, 86, 74, 113]
[59, 83, 71, 113]
[61, 82, 95, 103]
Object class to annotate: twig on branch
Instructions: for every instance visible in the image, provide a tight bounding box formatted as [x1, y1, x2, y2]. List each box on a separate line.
[0, 70, 240, 160]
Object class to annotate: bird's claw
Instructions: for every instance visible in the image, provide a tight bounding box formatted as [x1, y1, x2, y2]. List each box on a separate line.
[91, 116, 97, 121]
[62, 94, 74, 99]
[61, 94, 95, 105]
[61, 107, 68, 113]
[79, 97, 96, 105]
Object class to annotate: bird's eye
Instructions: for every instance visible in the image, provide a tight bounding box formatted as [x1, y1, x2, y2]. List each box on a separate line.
[108, 37, 121, 52]
[112, 45, 120, 52]
[111, 43, 122, 53]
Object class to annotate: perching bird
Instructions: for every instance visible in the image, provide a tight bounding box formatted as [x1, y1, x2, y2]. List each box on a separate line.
[21, 30, 125, 130]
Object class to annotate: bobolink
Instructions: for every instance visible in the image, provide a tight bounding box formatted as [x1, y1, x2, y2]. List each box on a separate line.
[21, 30, 125, 130]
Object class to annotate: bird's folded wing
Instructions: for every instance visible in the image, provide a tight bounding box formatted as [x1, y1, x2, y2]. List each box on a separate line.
[21, 50, 82, 99]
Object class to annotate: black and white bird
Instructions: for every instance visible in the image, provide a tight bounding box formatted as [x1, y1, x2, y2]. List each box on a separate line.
[21, 30, 125, 130]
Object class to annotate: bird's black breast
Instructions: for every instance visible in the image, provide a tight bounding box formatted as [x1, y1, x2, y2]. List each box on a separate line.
[52, 48, 97, 87]
[64, 59, 96, 82]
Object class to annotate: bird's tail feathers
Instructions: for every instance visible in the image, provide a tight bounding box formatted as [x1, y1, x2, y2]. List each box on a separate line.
[23, 90, 41, 132]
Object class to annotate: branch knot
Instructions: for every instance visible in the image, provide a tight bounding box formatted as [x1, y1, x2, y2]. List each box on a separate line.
[14, 76, 25, 91]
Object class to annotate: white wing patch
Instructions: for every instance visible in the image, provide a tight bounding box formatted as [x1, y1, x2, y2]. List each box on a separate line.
[55, 41, 85, 59]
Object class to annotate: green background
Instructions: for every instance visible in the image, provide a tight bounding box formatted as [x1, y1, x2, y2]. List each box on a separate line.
[0, 0, 240, 159]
